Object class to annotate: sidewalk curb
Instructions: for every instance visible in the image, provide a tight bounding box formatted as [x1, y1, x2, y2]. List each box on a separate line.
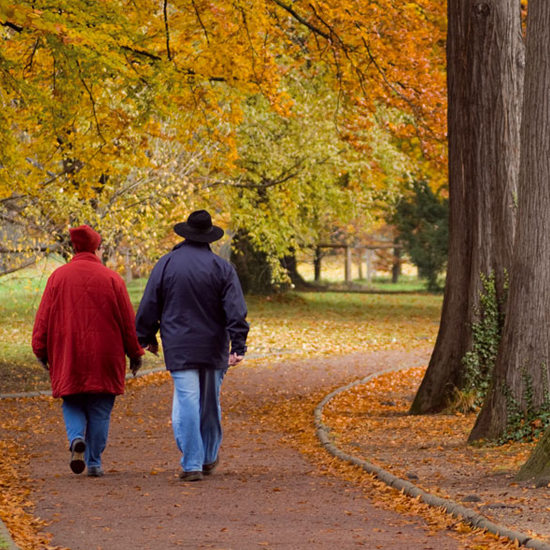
[314, 366, 550, 550]
[0, 518, 20, 550]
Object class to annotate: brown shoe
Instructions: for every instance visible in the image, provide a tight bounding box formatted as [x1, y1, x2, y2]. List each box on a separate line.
[179, 470, 203, 482]
[202, 455, 219, 476]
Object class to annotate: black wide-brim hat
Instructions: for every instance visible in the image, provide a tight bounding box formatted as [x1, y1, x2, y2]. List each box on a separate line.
[174, 209, 224, 243]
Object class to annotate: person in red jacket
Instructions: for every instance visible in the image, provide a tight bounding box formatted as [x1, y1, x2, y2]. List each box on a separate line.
[32, 225, 144, 477]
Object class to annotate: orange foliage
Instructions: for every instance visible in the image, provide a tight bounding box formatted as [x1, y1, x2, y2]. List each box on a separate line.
[256, 369, 536, 549]
[1, 1, 447, 198]
[0, 398, 67, 550]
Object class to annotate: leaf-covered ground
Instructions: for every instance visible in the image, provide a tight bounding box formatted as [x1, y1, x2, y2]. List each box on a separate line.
[0, 352, 534, 550]
[249, 364, 548, 550]
[318, 368, 550, 545]
[1, 277, 545, 549]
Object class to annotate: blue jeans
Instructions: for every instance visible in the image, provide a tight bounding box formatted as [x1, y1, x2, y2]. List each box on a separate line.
[62, 393, 116, 468]
[171, 368, 227, 472]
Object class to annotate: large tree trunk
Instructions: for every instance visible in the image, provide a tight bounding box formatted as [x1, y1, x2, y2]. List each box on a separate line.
[470, 0, 550, 442]
[314, 246, 322, 282]
[391, 241, 401, 284]
[410, 0, 523, 413]
[516, 425, 550, 483]
[230, 231, 274, 294]
[280, 253, 312, 289]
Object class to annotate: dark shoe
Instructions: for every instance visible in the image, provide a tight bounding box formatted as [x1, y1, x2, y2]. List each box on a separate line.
[179, 470, 203, 482]
[69, 438, 86, 474]
[202, 455, 219, 476]
[87, 466, 104, 477]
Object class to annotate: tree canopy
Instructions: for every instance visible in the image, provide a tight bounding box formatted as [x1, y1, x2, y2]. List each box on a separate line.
[1, 0, 447, 274]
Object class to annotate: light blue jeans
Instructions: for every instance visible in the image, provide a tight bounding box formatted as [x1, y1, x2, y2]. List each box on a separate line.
[62, 393, 116, 468]
[171, 368, 227, 472]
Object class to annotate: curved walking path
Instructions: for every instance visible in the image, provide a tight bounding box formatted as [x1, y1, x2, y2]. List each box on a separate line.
[8, 350, 468, 549]
[315, 370, 550, 550]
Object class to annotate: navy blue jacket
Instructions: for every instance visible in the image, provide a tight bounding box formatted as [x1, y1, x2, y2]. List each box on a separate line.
[135, 241, 249, 371]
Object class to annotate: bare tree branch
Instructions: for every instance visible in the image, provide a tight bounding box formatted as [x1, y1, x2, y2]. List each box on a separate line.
[121, 45, 162, 61]
[1, 20, 24, 33]
[77, 63, 106, 144]
[0, 257, 37, 276]
[0, 243, 61, 254]
[0, 194, 25, 205]
[163, 0, 172, 61]
[271, 0, 330, 40]
[191, 0, 210, 45]
[24, 39, 39, 73]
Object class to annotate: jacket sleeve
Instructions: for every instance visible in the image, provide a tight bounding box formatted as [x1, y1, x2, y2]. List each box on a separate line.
[135, 258, 166, 347]
[32, 276, 54, 360]
[222, 266, 249, 356]
[114, 276, 144, 359]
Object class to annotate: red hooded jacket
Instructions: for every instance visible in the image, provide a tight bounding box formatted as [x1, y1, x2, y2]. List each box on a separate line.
[32, 253, 144, 397]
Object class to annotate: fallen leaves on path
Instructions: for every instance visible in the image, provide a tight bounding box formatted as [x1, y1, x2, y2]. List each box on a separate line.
[4, 291, 535, 549]
[321, 368, 550, 545]
[251, 368, 540, 550]
[0, 362, 539, 550]
[0, 397, 66, 550]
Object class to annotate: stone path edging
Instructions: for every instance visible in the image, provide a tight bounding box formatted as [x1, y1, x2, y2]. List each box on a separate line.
[314, 366, 550, 550]
[0, 519, 19, 550]
[4, 362, 550, 549]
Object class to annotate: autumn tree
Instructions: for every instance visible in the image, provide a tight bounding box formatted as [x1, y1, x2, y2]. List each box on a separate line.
[410, 0, 524, 414]
[0, 0, 289, 271]
[207, 70, 406, 291]
[1, 1, 448, 272]
[470, 0, 550, 447]
[222, 73, 414, 290]
[215, 0, 447, 288]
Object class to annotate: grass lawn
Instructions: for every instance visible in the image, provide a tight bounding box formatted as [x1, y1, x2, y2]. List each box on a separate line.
[0, 259, 65, 393]
[296, 254, 440, 292]
[0, 261, 442, 393]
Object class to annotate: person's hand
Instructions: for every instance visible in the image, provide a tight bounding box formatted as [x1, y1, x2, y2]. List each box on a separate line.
[37, 357, 49, 371]
[146, 343, 159, 356]
[130, 356, 143, 377]
[228, 353, 244, 367]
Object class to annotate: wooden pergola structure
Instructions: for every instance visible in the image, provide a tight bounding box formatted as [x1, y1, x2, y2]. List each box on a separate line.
[315, 242, 402, 285]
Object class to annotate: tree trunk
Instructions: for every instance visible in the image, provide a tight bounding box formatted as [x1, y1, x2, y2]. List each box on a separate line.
[314, 246, 322, 282]
[344, 246, 352, 285]
[230, 231, 274, 294]
[281, 253, 311, 289]
[410, 0, 523, 413]
[470, 0, 550, 441]
[391, 243, 401, 284]
[357, 250, 363, 280]
[516, 425, 550, 483]
[366, 249, 374, 286]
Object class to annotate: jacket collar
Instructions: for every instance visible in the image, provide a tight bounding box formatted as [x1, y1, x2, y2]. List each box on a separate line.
[71, 252, 102, 263]
[172, 240, 211, 252]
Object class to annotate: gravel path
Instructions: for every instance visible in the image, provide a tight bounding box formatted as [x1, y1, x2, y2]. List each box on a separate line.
[24, 349, 465, 549]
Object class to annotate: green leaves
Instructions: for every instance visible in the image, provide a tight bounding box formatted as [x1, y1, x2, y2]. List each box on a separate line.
[389, 180, 448, 291]
[1, 0, 447, 277]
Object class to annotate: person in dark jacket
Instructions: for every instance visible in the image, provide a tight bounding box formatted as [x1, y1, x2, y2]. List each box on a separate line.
[136, 210, 249, 481]
[32, 225, 144, 477]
